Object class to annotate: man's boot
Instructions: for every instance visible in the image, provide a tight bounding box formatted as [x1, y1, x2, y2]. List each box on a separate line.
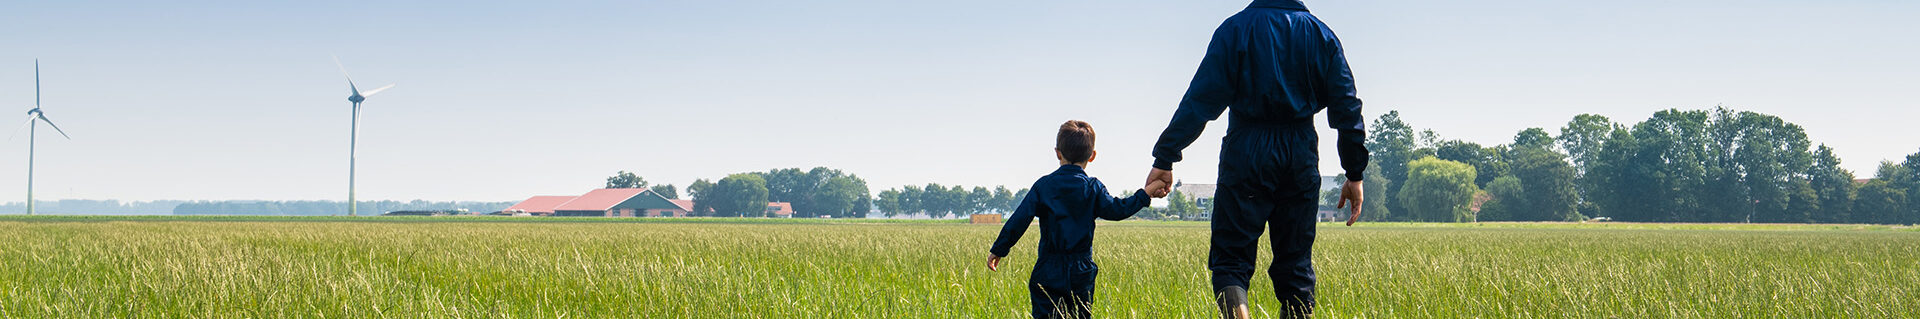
[1216, 286, 1250, 319]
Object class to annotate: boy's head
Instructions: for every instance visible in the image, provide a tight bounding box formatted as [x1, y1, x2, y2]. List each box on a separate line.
[1056, 120, 1097, 166]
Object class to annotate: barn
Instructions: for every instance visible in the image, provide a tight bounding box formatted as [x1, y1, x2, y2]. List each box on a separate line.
[547, 188, 690, 217]
[502, 195, 577, 216]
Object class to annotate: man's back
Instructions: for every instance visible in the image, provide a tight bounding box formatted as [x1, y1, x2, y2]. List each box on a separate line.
[1142, 1, 1371, 318]
[1151, 0, 1367, 181]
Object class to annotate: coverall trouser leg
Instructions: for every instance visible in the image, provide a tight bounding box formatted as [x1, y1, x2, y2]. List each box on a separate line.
[1208, 185, 1319, 318]
[1028, 257, 1098, 319]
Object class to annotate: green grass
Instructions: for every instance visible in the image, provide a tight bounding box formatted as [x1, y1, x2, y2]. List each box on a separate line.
[0, 216, 1913, 318]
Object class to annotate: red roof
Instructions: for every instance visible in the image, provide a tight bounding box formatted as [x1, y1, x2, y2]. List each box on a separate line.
[767, 202, 794, 216]
[505, 196, 576, 214]
[554, 188, 651, 211]
[669, 199, 695, 211]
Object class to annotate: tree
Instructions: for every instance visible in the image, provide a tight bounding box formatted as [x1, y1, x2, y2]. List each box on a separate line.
[1368, 111, 1419, 219]
[1012, 188, 1030, 212]
[967, 186, 993, 215]
[708, 174, 769, 217]
[606, 171, 648, 189]
[812, 177, 861, 217]
[1900, 151, 1920, 224]
[992, 186, 1016, 214]
[1622, 109, 1711, 222]
[1856, 179, 1906, 225]
[848, 177, 873, 218]
[687, 179, 716, 216]
[900, 185, 924, 216]
[1168, 189, 1200, 219]
[1399, 157, 1479, 222]
[1434, 140, 1507, 187]
[1808, 145, 1856, 223]
[1583, 126, 1636, 220]
[1478, 176, 1523, 221]
[1559, 114, 1621, 218]
[1512, 127, 1555, 150]
[1558, 114, 1617, 175]
[876, 189, 904, 217]
[920, 183, 951, 218]
[948, 185, 969, 217]
[1506, 146, 1581, 221]
[651, 184, 678, 199]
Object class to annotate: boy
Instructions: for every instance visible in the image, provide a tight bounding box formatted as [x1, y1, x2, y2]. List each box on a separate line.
[987, 120, 1166, 319]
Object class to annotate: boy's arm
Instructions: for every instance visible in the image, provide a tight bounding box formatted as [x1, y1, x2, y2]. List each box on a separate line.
[1092, 179, 1152, 221]
[988, 191, 1040, 258]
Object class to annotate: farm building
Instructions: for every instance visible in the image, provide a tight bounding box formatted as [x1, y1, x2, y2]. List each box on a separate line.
[502, 195, 577, 216]
[765, 202, 794, 218]
[506, 189, 797, 218]
[548, 188, 691, 217]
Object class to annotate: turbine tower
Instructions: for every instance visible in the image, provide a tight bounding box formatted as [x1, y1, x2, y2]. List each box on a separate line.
[333, 57, 394, 217]
[16, 60, 72, 215]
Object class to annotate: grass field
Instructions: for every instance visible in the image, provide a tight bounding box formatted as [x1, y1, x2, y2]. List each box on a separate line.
[0, 216, 1915, 318]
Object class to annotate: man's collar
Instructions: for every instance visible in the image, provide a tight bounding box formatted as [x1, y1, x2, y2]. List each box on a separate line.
[1248, 0, 1309, 11]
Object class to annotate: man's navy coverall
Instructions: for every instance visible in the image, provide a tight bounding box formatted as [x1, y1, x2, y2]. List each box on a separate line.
[990, 165, 1151, 319]
[1150, 0, 1369, 314]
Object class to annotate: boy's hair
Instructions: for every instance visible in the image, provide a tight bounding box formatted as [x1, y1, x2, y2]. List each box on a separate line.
[1056, 120, 1096, 163]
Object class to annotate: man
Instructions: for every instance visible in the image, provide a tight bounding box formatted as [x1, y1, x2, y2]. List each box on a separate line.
[1142, 0, 1368, 318]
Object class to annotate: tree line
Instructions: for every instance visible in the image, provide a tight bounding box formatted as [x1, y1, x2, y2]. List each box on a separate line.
[609, 167, 874, 218]
[173, 200, 518, 216]
[1353, 107, 1920, 224]
[873, 184, 1028, 218]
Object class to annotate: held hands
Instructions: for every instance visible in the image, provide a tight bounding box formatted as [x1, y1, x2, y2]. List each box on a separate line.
[986, 254, 1002, 271]
[1145, 168, 1174, 198]
[1337, 180, 1364, 226]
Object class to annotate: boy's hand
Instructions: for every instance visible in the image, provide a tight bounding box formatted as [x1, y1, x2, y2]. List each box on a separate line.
[986, 254, 1002, 271]
[1145, 168, 1174, 197]
[1145, 180, 1171, 198]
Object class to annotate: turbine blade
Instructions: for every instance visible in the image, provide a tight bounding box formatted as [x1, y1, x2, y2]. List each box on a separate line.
[37, 115, 70, 140]
[7, 114, 33, 141]
[360, 84, 395, 97]
[332, 55, 359, 94]
[36, 59, 42, 107]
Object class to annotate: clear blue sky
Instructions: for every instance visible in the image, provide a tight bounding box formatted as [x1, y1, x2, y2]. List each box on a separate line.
[2, 0, 1916, 202]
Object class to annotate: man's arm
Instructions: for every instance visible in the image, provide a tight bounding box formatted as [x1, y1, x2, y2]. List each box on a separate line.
[1319, 28, 1368, 182]
[1091, 179, 1152, 221]
[988, 190, 1041, 257]
[1150, 25, 1237, 172]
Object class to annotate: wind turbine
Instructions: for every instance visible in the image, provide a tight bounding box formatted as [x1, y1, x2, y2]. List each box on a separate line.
[15, 60, 72, 215]
[333, 56, 394, 217]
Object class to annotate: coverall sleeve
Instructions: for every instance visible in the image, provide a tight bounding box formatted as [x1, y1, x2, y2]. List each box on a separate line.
[1319, 30, 1370, 181]
[1151, 25, 1237, 171]
[988, 190, 1041, 257]
[1091, 179, 1152, 221]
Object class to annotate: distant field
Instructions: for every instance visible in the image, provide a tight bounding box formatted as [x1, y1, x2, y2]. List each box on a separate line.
[0, 216, 1914, 318]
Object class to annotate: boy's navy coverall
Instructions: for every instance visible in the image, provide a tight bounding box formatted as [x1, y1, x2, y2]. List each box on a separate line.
[990, 164, 1151, 319]
[1150, 0, 1369, 315]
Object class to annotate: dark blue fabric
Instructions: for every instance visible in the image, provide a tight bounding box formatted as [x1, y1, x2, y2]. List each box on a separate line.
[1150, 0, 1369, 182]
[1150, 2, 1366, 317]
[989, 164, 1149, 318]
[1028, 256, 1098, 319]
[1209, 186, 1319, 318]
[990, 165, 1151, 259]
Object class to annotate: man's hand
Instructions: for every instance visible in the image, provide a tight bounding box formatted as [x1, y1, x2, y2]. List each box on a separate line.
[1146, 180, 1170, 198]
[1338, 180, 1363, 226]
[986, 254, 1002, 271]
[1145, 168, 1174, 198]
